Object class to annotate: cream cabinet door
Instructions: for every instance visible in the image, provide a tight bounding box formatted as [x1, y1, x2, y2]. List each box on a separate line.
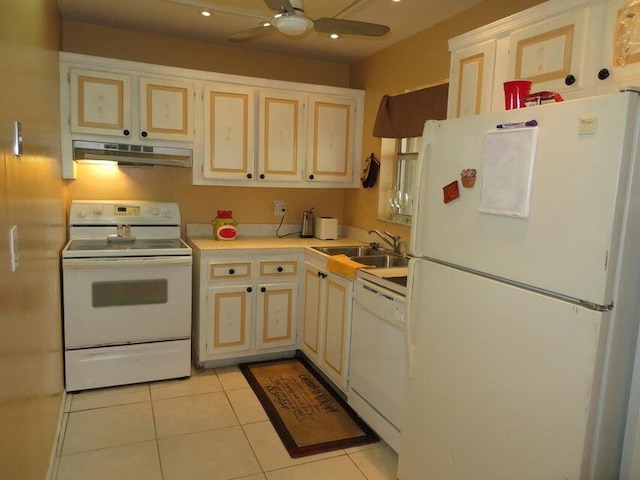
[321, 273, 353, 390]
[203, 84, 255, 181]
[301, 262, 326, 363]
[447, 41, 496, 118]
[257, 90, 305, 183]
[507, 7, 588, 94]
[306, 94, 355, 184]
[256, 281, 298, 350]
[139, 77, 195, 142]
[596, 0, 640, 88]
[69, 68, 132, 137]
[205, 284, 252, 355]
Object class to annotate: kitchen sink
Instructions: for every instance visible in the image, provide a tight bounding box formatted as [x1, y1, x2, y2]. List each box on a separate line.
[312, 245, 385, 257]
[350, 255, 409, 268]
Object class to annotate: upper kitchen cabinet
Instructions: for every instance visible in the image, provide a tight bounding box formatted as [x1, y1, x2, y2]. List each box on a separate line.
[446, 0, 637, 116]
[60, 53, 364, 186]
[69, 69, 132, 137]
[257, 90, 305, 183]
[196, 88, 363, 188]
[504, 7, 589, 97]
[306, 94, 357, 184]
[202, 83, 256, 182]
[447, 41, 496, 118]
[139, 77, 195, 142]
[591, 0, 640, 92]
[67, 68, 195, 142]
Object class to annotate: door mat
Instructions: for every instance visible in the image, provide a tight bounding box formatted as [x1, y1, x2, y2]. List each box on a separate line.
[239, 357, 378, 458]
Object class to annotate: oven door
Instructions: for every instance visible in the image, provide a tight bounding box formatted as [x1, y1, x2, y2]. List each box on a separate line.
[63, 256, 192, 348]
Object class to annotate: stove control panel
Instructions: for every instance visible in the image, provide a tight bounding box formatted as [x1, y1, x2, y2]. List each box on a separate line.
[69, 200, 181, 226]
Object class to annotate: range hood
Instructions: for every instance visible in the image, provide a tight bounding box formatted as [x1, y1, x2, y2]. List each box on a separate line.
[72, 140, 193, 168]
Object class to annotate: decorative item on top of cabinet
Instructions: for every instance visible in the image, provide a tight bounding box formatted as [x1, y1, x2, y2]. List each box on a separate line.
[203, 83, 256, 181]
[258, 90, 305, 183]
[68, 68, 195, 141]
[306, 94, 357, 184]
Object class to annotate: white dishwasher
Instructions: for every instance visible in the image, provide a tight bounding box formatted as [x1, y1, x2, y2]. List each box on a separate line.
[348, 274, 406, 452]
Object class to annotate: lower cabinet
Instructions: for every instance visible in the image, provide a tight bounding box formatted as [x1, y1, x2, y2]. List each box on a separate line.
[193, 250, 300, 365]
[301, 259, 354, 392]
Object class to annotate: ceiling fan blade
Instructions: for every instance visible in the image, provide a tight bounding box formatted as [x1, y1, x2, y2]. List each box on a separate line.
[263, 0, 295, 13]
[313, 18, 390, 37]
[228, 24, 275, 42]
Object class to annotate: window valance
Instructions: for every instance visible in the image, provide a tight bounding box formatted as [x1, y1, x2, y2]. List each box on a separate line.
[373, 83, 449, 138]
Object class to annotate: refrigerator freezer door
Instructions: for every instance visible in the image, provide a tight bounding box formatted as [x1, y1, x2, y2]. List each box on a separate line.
[399, 260, 609, 480]
[410, 92, 638, 305]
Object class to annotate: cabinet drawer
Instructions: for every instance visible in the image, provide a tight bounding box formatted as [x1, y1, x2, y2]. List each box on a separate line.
[209, 261, 252, 280]
[259, 260, 298, 277]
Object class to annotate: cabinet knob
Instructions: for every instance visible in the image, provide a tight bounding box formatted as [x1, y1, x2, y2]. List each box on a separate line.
[246, 173, 252, 179]
[317, 272, 327, 279]
[277, 266, 283, 272]
[141, 131, 148, 138]
[598, 68, 610, 80]
[246, 287, 252, 293]
[259, 174, 265, 179]
[229, 268, 235, 275]
[309, 174, 315, 180]
[123, 129, 130, 136]
[564, 74, 576, 86]
[260, 287, 267, 293]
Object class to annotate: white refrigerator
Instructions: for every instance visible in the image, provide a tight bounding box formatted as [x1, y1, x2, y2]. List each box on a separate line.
[399, 91, 640, 480]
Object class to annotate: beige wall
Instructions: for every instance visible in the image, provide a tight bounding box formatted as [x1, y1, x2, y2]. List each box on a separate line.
[62, 21, 351, 228]
[346, 0, 546, 239]
[0, 0, 65, 478]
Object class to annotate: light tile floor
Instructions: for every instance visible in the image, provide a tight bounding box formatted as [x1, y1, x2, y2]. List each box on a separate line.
[52, 365, 399, 480]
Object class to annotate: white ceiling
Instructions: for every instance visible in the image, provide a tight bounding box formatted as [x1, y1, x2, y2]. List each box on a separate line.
[56, 0, 485, 63]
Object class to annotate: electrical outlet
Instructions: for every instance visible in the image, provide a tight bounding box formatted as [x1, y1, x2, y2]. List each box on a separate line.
[274, 200, 286, 216]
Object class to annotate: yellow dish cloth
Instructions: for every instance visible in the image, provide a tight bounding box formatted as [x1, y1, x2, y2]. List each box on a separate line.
[326, 254, 369, 279]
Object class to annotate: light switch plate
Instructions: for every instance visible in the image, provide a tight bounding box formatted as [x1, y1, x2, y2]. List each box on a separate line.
[9, 225, 19, 272]
[13, 121, 23, 156]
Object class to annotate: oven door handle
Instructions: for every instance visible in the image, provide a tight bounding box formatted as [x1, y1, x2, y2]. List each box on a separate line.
[63, 256, 192, 268]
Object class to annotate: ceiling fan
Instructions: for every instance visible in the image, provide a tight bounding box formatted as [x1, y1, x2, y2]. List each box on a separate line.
[228, 0, 390, 42]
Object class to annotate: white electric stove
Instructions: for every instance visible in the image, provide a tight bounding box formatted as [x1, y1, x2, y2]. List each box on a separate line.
[62, 200, 192, 391]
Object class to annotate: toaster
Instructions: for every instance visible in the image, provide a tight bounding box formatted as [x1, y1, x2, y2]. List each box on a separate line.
[314, 217, 338, 240]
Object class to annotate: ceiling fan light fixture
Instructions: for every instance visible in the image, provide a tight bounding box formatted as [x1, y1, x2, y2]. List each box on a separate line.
[271, 13, 313, 35]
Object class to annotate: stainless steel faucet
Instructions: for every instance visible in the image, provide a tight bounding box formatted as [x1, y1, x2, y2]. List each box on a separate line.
[368, 229, 402, 255]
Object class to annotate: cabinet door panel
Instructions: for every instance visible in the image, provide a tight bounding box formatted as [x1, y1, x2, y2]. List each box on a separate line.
[140, 77, 194, 141]
[258, 91, 304, 182]
[307, 95, 355, 184]
[257, 282, 297, 349]
[70, 69, 131, 136]
[206, 285, 252, 355]
[448, 41, 496, 118]
[508, 9, 587, 94]
[302, 264, 324, 361]
[203, 85, 255, 180]
[321, 274, 352, 389]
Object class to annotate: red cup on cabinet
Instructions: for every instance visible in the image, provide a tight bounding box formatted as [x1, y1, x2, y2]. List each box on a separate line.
[503, 80, 532, 110]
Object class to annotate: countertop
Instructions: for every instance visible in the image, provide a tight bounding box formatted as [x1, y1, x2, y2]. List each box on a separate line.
[187, 236, 366, 251]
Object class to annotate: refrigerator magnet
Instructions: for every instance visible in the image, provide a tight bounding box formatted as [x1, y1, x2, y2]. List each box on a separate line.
[443, 181, 460, 204]
[460, 169, 477, 188]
